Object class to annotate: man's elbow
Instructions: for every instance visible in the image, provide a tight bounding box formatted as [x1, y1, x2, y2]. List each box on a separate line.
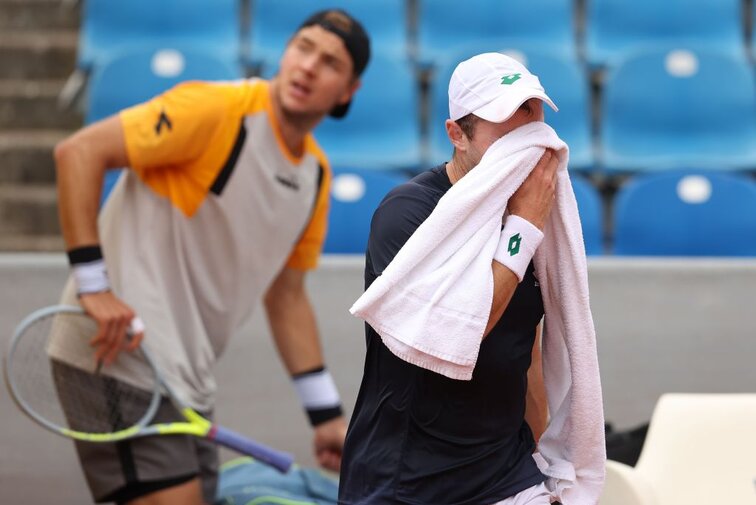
[264, 280, 306, 315]
[263, 289, 278, 312]
[53, 137, 79, 171]
[264, 283, 292, 313]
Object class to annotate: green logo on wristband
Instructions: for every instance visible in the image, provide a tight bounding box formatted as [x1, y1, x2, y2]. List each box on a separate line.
[508, 233, 522, 256]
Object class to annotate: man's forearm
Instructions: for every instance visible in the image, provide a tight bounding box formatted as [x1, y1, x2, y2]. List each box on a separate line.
[484, 261, 520, 337]
[265, 279, 343, 426]
[266, 288, 324, 375]
[485, 215, 544, 338]
[525, 326, 548, 441]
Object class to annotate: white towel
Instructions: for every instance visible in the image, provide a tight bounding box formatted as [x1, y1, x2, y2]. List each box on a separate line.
[350, 121, 606, 504]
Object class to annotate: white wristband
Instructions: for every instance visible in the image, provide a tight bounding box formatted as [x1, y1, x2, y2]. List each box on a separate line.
[72, 259, 111, 295]
[493, 215, 544, 282]
[293, 369, 341, 410]
[293, 368, 343, 425]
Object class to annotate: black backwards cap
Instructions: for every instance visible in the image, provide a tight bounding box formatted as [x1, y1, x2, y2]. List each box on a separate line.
[297, 9, 371, 119]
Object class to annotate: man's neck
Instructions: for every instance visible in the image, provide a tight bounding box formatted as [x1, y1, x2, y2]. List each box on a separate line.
[445, 156, 474, 185]
[268, 80, 321, 158]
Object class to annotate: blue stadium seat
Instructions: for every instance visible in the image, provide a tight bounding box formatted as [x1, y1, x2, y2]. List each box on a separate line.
[85, 48, 242, 202]
[324, 169, 409, 254]
[417, 0, 576, 68]
[314, 54, 422, 171]
[753, 6, 756, 59]
[613, 171, 756, 256]
[428, 48, 594, 172]
[247, 0, 407, 73]
[78, 0, 241, 72]
[570, 175, 604, 255]
[86, 48, 242, 123]
[599, 48, 756, 173]
[585, 0, 745, 69]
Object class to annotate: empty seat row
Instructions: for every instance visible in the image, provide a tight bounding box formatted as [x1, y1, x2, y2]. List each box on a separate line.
[88, 45, 756, 260]
[416, 0, 576, 68]
[77, 0, 755, 77]
[75, 1, 756, 258]
[332, 46, 756, 173]
[79, 0, 242, 72]
[585, 0, 746, 69]
[420, 0, 749, 69]
[613, 171, 756, 256]
[85, 44, 756, 178]
[326, 169, 756, 257]
[599, 47, 756, 172]
[86, 46, 756, 177]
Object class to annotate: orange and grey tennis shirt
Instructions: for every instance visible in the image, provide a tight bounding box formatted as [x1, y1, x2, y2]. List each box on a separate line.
[49, 79, 331, 411]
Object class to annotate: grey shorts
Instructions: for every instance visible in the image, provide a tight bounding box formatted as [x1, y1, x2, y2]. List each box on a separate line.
[52, 361, 218, 504]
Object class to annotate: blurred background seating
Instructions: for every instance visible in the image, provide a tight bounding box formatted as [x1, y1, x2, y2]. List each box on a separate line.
[2, 0, 756, 253]
[416, 0, 576, 68]
[86, 48, 242, 125]
[599, 48, 756, 173]
[571, 174, 605, 255]
[79, 0, 242, 72]
[584, 0, 745, 69]
[613, 171, 756, 256]
[314, 53, 422, 172]
[324, 168, 409, 254]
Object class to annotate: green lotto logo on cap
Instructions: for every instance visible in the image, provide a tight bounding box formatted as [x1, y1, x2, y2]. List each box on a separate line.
[501, 73, 522, 85]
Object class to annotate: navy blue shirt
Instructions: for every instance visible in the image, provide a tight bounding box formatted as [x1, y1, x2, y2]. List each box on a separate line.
[339, 165, 546, 505]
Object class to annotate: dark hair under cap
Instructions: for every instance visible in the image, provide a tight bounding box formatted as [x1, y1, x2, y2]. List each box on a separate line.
[297, 9, 371, 119]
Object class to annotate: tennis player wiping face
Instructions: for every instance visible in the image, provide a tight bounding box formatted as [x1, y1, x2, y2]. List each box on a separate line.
[51, 9, 370, 505]
[339, 53, 559, 505]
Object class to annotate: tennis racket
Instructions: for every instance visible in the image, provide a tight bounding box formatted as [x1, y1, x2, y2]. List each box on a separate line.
[4, 304, 294, 473]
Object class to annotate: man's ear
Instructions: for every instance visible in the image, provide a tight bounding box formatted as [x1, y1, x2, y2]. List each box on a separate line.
[337, 78, 361, 106]
[446, 119, 468, 152]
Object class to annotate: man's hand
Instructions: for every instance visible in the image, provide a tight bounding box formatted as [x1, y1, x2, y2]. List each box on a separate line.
[313, 416, 347, 472]
[508, 149, 559, 230]
[79, 291, 144, 365]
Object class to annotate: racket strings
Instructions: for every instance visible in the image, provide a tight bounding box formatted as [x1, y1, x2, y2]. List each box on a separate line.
[11, 312, 155, 435]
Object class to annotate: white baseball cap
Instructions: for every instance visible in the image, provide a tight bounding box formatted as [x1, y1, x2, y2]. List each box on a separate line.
[448, 52, 558, 123]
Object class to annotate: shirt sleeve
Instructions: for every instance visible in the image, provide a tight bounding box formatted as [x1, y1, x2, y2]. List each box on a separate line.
[367, 185, 435, 275]
[285, 162, 332, 271]
[118, 81, 249, 216]
[120, 81, 241, 178]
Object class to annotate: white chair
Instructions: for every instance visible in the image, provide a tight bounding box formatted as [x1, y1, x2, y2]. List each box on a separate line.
[600, 460, 658, 505]
[600, 393, 756, 504]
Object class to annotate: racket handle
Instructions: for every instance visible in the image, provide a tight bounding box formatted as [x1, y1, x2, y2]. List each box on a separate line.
[210, 425, 294, 473]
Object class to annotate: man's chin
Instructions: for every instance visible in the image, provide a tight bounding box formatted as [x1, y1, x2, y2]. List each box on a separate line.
[280, 103, 329, 124]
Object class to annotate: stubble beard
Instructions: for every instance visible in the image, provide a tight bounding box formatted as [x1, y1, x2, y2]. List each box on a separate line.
[279, 89, 335, 131]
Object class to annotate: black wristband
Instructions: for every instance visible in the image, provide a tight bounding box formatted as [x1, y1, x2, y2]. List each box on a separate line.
[307, 405, 344, 426]
[67, 245, 104, 265]
[292, 365, 326, 379]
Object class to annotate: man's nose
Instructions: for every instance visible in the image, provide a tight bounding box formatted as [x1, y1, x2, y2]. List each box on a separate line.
[299, 53, 319, 74]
